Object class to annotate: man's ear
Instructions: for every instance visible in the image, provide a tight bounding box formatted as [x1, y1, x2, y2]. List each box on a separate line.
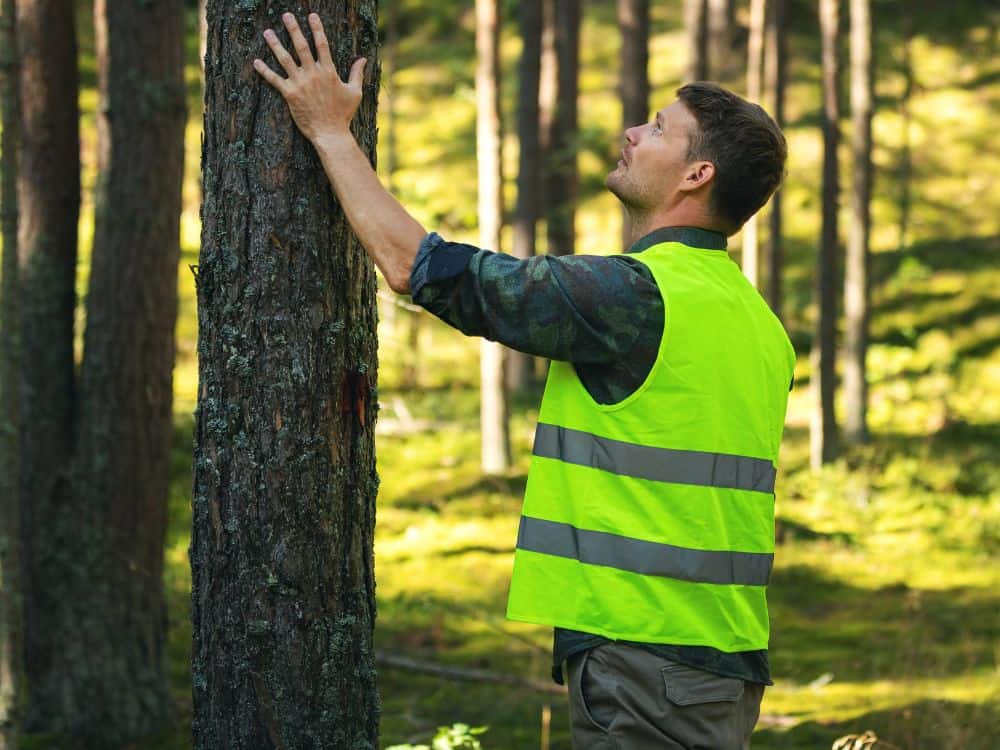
[678, 160, 715, 193]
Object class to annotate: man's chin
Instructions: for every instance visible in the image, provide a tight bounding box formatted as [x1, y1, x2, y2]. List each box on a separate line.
[605, 167, 621, 191]
[606, 170, 628, 202]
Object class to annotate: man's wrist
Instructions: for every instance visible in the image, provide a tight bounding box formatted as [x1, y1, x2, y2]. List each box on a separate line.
[311, 128, 357, 152]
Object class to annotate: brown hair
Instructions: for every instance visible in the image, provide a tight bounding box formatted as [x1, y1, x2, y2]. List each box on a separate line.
[676, 82, 787, 234]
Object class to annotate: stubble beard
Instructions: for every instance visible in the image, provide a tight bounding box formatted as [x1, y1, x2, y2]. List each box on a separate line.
[606, 164, 646, 214]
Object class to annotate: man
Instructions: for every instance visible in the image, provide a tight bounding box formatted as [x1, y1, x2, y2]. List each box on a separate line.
[254, 12, 794, 749]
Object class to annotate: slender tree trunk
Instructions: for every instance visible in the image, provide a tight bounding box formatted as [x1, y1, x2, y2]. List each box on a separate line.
[764, 0, 786, 321]
[539, 0, 556, 182]
[476, 0, 511, 474]
[741, 0, 766, 287]
[0, 1, 24, 744]
[15, 0, 83, 737]
[509, 0, 543, 391]
[685, 0, 709, 82]
[199, 0, 207, 80]
[844, 0, 872, 444]
[813, 0, 840, 469]
[544, 0, 580, 257]
[193, 3, 381, 746]
[897, 11, 913, 253]
[707, 0, 733, 80]
[618, 0, 649, 250]
[381, 2, 422, 389]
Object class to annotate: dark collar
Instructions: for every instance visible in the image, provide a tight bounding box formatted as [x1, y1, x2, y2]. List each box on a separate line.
[626, 226, 728, 254]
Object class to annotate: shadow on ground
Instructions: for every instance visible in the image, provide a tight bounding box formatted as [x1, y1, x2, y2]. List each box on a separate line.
[755, 698, 1000, 750]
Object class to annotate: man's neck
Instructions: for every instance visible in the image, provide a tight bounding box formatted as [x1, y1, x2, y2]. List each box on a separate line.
[625, 204, 724, 246]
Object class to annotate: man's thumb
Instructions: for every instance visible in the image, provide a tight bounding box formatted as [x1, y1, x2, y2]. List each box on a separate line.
[348, 57, 366, 88]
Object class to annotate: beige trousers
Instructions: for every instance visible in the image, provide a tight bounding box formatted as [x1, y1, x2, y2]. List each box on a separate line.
[566, 643, 764, 749]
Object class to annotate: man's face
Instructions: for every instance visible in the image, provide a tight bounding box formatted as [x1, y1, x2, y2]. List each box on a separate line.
[606, 100, 701, 213]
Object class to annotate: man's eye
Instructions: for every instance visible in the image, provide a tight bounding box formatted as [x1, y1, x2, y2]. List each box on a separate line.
[651, 123, 662, 135]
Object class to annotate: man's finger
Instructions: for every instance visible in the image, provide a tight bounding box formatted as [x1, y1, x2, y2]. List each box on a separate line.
[348, 57, 367, 89]
[281, 13, 315, 68]
[252, 58, 288, 92]
[263, 29, 298, 77]
[308, 13, 334, 68]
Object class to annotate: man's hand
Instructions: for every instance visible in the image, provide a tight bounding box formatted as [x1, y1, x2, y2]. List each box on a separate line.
[253, 12, 366, 143]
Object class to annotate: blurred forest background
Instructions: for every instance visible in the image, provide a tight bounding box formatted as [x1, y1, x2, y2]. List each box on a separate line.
[1, 0, 999, 747]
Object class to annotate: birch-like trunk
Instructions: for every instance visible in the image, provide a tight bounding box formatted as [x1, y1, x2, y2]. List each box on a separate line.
[844, 0, 873, 444]
[813, 0, 841, 469]
[476, 0, 511, 474]
[741, 0, 766, 288]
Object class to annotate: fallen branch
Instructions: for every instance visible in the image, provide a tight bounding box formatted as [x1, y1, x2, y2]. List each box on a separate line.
[375, 651, 567, 696]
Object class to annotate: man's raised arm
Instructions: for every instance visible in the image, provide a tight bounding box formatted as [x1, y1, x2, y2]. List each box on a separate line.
[253, 11, 424, 293]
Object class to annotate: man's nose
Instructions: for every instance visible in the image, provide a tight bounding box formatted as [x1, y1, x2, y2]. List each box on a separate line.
[624, 125, 639, 145]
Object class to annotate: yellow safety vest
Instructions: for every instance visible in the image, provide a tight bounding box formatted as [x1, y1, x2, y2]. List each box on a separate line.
[506, 240, 795, 652]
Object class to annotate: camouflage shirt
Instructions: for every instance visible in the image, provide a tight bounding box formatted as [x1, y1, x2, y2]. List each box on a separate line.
[409, 225, 771, 686]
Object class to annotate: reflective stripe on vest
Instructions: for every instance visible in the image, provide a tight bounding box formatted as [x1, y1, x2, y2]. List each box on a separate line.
[517, 516, 774, 586]
[533, 423, 777, 494]
[504, 240, 795, 652]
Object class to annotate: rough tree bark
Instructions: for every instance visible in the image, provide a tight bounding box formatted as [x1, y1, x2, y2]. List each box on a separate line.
[13, 1, 79, 740]
[192, 3, 381, 746]
[813, 0, 840, 468]
[618, 0, 649, 250]
[476, 0, 511, 474]
[844, 0, 872, 444]
[40, 0, 187, 743]
[544, 0, 580, 257]
[684, 0, 709, 82]
[741, 0, 766, 288]
[509, 0, 542, 391]
[764, 0, 786, 321]
[0, 0, 24, 745]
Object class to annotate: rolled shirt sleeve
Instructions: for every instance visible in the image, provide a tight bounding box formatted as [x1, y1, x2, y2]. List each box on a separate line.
[408, 232, 662, 365]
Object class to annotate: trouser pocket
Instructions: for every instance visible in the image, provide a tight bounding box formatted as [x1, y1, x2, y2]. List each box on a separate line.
[660, 660, 758, 750]
[567, 648, 614, 748]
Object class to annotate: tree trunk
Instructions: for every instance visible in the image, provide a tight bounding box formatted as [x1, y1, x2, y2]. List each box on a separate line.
[741, 0, 766, 287]
[45, 0, 186, 743]
[707, 0, 734, 80]
[813, 0, 840, 469]
[764, 0, 786, 321]
[544, 0, 580, 257]
[844, 0, 872, 444]
[0, 0, 24, 744]
[897, 11, 913, 253]
[509, 0, 542, 391]
[192, 3, 381, 746]
[199, 0, 207, 81]
[476, 0, 511, 474]
[684, 0, 709, 82]
[383, 0, 398, 195]
[618, 0, 649, 250]
[15, 0, 84, 738]
[539, 0, 556, 250]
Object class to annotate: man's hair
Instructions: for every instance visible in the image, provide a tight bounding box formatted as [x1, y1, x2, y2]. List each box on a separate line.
[676, 82, 787, 234]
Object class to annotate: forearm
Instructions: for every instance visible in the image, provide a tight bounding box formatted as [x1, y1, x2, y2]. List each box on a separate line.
[413, 240, 662, 364]
[312, 132, 425, 293]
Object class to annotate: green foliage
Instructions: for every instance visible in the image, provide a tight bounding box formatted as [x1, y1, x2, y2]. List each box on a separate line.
[386, 723, 489, 750]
